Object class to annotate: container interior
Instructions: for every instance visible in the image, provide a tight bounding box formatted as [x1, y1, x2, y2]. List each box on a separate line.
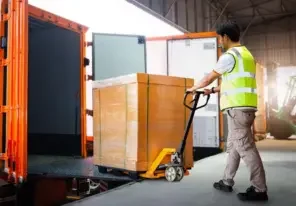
[28, 16, 81, 156]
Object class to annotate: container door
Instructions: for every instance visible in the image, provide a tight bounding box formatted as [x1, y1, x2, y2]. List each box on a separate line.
[89, 33, 147, 147]
[15, 0, 28, 183]
[0, 0, 29, 183]
[92, 33, 147, 81]
[0, 0, 9, 176]
[167, 37, 220, 149]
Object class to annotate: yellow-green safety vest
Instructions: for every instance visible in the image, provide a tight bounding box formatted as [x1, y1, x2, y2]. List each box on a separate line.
[220, 46, 257, 111]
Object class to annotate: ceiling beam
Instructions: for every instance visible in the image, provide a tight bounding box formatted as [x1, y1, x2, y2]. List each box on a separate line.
[233, 0, 275, 12]
[242, 12, 296, 31]
[248, 0, 266, 21]
[125, 0, 188, 32]
[164, 0, 179, 17]
[211, 0, 232, 30]
[206, 0, 233, 18]
[281, 0, 287, 12]
[206, 12, 296, 19]
[206, 0, 220, 12]
[241, 13, 256, 40]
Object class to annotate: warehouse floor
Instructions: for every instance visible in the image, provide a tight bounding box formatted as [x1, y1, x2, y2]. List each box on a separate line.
[66, 139, 296, 206]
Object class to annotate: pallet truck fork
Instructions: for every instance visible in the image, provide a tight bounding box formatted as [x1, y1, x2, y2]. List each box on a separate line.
[140, 91, 210, 182]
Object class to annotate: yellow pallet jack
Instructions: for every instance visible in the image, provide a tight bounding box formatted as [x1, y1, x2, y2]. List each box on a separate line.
[140, 91, 210, 182]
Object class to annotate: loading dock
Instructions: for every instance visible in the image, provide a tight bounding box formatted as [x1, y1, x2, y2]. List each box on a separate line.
[65, 139, 296, 206]
[1, 0, 296, 205]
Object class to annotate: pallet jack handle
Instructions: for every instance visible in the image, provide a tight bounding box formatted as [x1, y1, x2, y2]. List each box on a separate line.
[178, 91, 210, 155]
[183, 91, 210, 111]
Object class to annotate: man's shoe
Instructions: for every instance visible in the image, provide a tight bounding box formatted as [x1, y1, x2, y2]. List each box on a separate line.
[213, 180, 233, 192]
[237, 186, 268, 201]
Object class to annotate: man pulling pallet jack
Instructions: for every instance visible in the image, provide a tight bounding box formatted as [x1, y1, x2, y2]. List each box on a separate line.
[187, 21, 268, 202]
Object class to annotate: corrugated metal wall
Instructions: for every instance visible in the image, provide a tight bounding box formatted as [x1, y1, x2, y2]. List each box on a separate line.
[128, 0, 296, 67]
[244, 30, 296, 67]
[128, 0, 227, 32]
[243, 16, 296, 66]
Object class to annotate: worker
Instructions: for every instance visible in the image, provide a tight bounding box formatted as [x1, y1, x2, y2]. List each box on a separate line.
[186, 20, 268, 202]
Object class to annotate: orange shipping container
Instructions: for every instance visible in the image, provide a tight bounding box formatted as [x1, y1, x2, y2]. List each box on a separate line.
[93, 73, 194, 172]
[0, 0, 89, 182]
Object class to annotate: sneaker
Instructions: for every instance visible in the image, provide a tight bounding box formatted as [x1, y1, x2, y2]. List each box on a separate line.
[237, 186, 268, 201]
[213, 180, 233, 192]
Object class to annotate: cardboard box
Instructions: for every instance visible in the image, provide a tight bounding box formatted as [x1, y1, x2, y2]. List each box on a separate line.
[93, 73, 194, 172]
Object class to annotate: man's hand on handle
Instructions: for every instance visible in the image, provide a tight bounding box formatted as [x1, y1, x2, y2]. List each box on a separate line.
[203, 89, 212, 95]
[186, 87, 217, 95]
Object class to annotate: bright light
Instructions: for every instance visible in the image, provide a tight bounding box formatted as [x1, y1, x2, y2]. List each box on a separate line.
[28, 0, 183, 40]
[276, 66, 296, 107]
[28, 0, 184, 136]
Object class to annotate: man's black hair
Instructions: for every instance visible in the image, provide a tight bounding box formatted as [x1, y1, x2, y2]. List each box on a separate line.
[216, 20, 241, 42]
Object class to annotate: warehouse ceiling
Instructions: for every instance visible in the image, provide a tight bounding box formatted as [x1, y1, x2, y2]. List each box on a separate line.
[127, 0, 296, 34]
[206, 0, 296, 29]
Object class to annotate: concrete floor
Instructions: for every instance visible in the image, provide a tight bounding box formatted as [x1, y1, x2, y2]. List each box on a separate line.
[66, 139, 296, 206]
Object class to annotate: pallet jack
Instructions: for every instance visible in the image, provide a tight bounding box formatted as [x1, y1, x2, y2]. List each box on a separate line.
[140, 91, 210, 182]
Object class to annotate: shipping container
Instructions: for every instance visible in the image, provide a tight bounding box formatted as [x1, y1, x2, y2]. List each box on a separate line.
[92, 73, 194, 174]
[146, 33, 224, 160]
[0, 1, 136, 204]
[0, 0, 180, 187]
[145, 33, 267, 157]
[0, 0, 92, 183]
[87, 32, 224, 163]
[86, 33, 148, 144]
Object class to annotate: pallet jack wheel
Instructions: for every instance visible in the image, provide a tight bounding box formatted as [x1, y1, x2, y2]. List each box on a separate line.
[175, 167, 184, 182]
[165, 166, 178, 182]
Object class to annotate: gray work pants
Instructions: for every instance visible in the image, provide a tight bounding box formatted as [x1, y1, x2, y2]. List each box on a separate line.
[222, 109, 267, 192]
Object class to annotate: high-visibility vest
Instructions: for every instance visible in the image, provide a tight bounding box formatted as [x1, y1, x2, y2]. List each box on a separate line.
[220, 46, 257, 111]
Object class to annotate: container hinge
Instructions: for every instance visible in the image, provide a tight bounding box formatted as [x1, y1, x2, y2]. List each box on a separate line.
[86, 42, 93, 47]
[1, 36, 7, 49]
[86, 109, 93, 116]
[0, 106, 10, 113]
[84, 58, 90, 67]
[138, 36, 145, 44]
[86, 75, 93, 81]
